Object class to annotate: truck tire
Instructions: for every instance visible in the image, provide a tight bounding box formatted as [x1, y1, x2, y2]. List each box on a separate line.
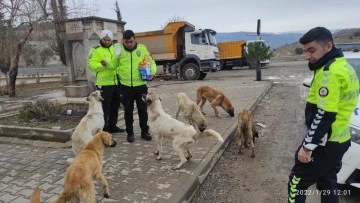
[182, 63, 200, 80]
[197, 72, 207, 80]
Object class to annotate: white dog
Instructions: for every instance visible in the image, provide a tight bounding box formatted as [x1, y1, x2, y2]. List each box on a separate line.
[175, 92, 207, 131]
[145, 93, 224, 170]
[66, 90, 104, 163]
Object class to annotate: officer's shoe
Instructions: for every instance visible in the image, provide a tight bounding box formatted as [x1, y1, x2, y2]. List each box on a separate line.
[127, 132, 135, 143]
[107, 126, 125, 133]
[141, 132, 152, 141]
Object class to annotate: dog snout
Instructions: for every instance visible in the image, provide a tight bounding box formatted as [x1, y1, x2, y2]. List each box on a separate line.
[228, 111, 235, 117]
[109, 140, 117, 147]
[199, 127, 206, 132]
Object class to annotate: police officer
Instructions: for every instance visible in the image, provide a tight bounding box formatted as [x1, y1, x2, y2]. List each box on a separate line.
[102, 30, 156, 143]
[288, 27, 359, 203]
[87, 30, 125, 133]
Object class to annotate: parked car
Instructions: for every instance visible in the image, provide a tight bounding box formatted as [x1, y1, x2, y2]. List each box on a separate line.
[303, 50, 360, 188]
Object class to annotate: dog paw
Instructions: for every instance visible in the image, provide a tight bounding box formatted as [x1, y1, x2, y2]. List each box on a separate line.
[186, 155, 192, 160]
[171, 166, 180, 170]
[103, 193, 110, 198]
[156, 157, 162, 160]
[251, 154, 255, 158]
[154, 151, 159, 155]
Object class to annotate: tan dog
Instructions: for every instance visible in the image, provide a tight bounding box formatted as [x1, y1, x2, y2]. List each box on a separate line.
[67, 90, 104, 163]
[236, 109, 259, 158]
[30, 186, 41, 203]
[196, 85, 235, 118]
[175, 92, 207, 131]
[145, 93, 224, 170]
[52, 131, 117, 203]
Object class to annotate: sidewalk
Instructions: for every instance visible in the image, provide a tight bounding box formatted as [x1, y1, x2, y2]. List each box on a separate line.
[0, 76, 271, 203]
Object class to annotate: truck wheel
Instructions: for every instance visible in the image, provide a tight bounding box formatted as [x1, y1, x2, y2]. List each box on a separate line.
[197, 72, 207, 80]
[182, 63, 200, 80]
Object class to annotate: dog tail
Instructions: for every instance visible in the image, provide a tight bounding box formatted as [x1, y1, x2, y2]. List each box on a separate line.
[203, 129, 224, 142]
[30, 186, 41, 203]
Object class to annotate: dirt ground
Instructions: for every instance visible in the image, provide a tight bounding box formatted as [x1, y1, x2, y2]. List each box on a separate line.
[0, 103, 87, 129]
[191, 64, 360, 203]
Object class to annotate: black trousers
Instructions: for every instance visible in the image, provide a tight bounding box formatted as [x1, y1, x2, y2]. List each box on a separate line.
[96, 85, 121, 128]
[120, 84, 149, 135]
[288, 141, 350, 203]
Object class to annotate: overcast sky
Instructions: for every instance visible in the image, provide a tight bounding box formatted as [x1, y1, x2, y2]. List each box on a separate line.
[80, 0, 359, 33]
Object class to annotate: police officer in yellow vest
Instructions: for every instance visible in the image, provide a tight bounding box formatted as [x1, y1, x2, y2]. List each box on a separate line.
[87, 30, 125, 133]
[288, 27, 359, 203]
[102, 30, 156, 143]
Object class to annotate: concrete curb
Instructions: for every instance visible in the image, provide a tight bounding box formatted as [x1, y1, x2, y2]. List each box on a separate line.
[0, 125, 73, 143]
[172, 81, 273, 203]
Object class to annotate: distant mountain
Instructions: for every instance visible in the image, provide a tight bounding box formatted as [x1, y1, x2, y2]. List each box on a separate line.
[216, 31, 304, 49]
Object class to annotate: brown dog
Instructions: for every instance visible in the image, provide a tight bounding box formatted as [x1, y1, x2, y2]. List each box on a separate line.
[236, 109, 259, 158]
[52, 131, 117, 203]
[196, 85, 235, 118]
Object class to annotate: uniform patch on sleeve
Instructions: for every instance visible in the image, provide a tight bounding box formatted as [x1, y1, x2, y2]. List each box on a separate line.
[319, 87, 329, 97]
[136, 50, 141, 57]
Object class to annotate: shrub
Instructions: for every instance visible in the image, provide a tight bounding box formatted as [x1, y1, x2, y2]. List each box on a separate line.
[19, 100, 64, 122]
[39, 47, 54, 66]
[295, 47, 304, 55]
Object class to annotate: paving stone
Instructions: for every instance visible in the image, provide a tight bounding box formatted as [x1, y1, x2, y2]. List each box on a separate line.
[9, 196, 30, 203]
[0, 192, 18, 202]
[0, 176, 14, 184]
[16, 188, 35, 198]
[2, 184, 25, 195]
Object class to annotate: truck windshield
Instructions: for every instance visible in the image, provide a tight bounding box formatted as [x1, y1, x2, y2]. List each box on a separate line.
[207, 31, 217, 46]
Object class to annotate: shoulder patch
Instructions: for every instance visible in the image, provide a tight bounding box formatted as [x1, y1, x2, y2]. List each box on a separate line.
[319, 87, 329, 97]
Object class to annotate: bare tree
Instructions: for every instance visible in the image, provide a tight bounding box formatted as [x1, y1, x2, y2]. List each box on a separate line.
[0, 11, 11, 85]
[161, 15, 186, 29]
[1, 0, 51, 97]
[50, 0, 66, 65]
[114, 0, 122, 21]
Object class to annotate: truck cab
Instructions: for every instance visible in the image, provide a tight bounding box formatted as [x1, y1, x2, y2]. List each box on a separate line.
[182, 28, 220, 79]
[135, 22, 220, 80]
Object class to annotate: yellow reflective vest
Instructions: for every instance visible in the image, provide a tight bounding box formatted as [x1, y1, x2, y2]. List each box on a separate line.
[87, 44, 119, 86]
[107, 43, 157, 87]
[306, 56, 359, 145]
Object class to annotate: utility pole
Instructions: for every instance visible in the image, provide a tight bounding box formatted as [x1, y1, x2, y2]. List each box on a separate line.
[257, 19, 261, 40]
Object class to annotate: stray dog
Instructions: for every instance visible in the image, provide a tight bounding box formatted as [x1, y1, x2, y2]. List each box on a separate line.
[196, 85, 235, 118]
[30, 186, 41, 203]
[175, 92, 207, 131]
[67, 90, 104, 163]
[236, 109, 259, 158]
[145, 93, 224, 170]
[52, 131, 117, 203]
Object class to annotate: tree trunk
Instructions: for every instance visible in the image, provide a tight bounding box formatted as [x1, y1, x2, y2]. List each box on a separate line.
[8, 26, 34, 97]
[255, 60, 262, 81]
[51, 0, 67, 65]
[8, 50, 20, 97]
